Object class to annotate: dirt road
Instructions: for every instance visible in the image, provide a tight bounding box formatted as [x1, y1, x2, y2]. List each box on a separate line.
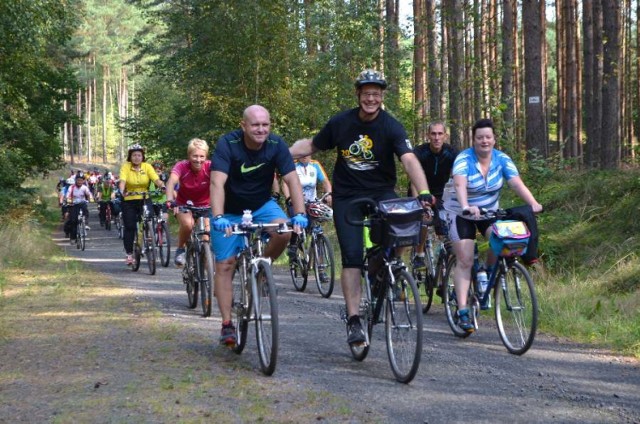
[15, 206, 640, 423]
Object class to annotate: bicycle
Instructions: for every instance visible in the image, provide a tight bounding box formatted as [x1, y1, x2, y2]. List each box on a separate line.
[442, 208, 539, 355]
[103, 202, 112, 231]
[410, 212, 451, 313]
[76, 206, 88, 251]
[289, 192, 335, 298]
[116, 211, 124, 239]
[181, 202, 214, 317]
[153, 202, 171, 267]
[344, 197, 424, 383]
[127, 191, 158, 275]
[227, 214, 293, 376]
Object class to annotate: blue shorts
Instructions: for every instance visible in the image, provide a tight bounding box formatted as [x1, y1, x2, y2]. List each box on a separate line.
[211, 199, 288, 261]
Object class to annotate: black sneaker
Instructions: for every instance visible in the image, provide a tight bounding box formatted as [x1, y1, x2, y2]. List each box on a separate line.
[412, 255, 426, 270]
[219, 322, 237, 347]
[287, 244, 297, 260]
[346, 316, 366, 345]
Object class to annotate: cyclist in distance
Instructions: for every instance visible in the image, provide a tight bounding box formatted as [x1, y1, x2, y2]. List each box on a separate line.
[211, 104, 308, 347]
[442, 118, 543, 333]
[409, 121, 459, 270]
[150, 160, 169, 222]
[281, 155, 333, 259]
[165, 138, 212, 267]
[65, 172, 94, 243]
[289, 69, 434, 347]
[97, 172, 115, 227]
[118, 144, 166, 266]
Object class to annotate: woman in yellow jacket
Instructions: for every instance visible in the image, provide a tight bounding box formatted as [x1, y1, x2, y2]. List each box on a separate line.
[118, 144, 166, 265]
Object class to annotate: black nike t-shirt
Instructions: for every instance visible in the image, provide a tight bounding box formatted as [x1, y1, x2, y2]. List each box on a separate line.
[212, 129, 295, 214]
[312, 108, 413, 197]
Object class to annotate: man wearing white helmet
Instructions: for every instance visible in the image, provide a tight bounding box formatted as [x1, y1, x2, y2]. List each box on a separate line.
[290, 69, 434, 347]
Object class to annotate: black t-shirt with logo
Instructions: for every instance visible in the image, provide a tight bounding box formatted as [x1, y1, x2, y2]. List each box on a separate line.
[313, 108, 413, 197]
[213, 129, 295, 214]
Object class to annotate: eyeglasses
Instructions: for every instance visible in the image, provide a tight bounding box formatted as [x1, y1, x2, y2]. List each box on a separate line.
[361, 92, 382, 99]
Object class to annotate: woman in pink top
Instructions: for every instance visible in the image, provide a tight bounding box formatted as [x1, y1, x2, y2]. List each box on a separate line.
[165, 138, 212, 267]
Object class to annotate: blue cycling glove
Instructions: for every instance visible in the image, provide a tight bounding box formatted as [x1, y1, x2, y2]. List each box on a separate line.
[213, 215, 232, 232]
[291, 213, 308, 229]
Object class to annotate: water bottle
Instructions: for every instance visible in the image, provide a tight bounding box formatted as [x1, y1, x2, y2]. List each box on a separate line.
[242, 209, 253, 225]
[476, 267, 489, 295]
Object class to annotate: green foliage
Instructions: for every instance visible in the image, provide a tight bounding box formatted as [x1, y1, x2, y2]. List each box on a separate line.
[0, 0, 81, 212]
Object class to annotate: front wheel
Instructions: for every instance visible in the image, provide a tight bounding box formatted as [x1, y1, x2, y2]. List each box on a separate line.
[289, 241, 308, 292]
[232, 261, 249, 354]
[311, 234, 335, 298]
[199, 244, 215, 317]
[442, 257, 472, 338]
[156, 221, 171, 267]
[105, 205, 112, 231]
[385, 269, 423, 383]
[495, 261, 538, 355]
[254, 261, 278, 376]
[132, 226, 142, 272]
[144, 221, 156, 275]
[117, 213, 124, 239]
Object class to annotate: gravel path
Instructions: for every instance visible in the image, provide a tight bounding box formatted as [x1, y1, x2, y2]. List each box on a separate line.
[49, 206, 640, 423]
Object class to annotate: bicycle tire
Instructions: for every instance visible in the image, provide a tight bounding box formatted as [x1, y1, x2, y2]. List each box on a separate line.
[312, 234, 335, 298]
[184, 245, 198, 309]
[80, 221, 86, 251]
[442, 257, 472, 338]
[105, 205, 112, 231]
[289, 240, 307, 292]
[495, 261, 538, 355]
[254, 261, 279, 376]
[132, 224, 142, 272]
[117, 213, 124, 239]
[349, 271, 373, 361]
[199, 244, 214, 317]
[157, 221, 171, 267]
[145, 220, 156, 275]
[232, 260, 249, 354]
[385, 269, 423, 383]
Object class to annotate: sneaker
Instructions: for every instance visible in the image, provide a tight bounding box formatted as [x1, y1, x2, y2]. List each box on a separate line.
[287, 244, 298, 260]
[219, 321, 237, 347]
[457, 308, 474, 333]
[85, 225, 91, 230]
[174, 248, 186, 267]
[318, 271, 328, 283]
[412, 255, 426, 270]
[125, 254, 133, 265]
[346, 315, 366, 345]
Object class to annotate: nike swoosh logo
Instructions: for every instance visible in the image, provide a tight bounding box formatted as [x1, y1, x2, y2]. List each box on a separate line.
[240, 163, 266, 173]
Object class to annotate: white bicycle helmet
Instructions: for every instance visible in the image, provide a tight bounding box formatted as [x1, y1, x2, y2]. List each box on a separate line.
[306, 201, 333, 222]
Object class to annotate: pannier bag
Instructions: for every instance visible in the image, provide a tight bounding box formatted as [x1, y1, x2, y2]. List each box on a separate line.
[489, 220, 531, 257]
[370, 197, 423, 248]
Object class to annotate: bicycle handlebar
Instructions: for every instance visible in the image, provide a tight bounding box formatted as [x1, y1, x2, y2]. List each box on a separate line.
[228, 222, 294, 235]
[125, 189, 164, 198]
[462, 206, 543, 219]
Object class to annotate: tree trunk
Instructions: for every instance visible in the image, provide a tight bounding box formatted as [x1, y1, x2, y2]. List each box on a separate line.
[413, 0, 427, 143]
[600, 0, 621, 169]
[427, 0, 441, 119]
[500, 0, 516, 145]
[522, 0, 548, 158]
[102, 64, 108, 164]
[444, 0, 465, 149]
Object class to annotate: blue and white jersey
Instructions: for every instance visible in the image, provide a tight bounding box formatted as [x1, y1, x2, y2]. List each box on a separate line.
[295, 160, 329, 202]
[443, 147, 519, 217]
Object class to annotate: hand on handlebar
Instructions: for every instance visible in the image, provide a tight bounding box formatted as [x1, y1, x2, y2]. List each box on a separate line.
[213, 215, 232, 234]
[417, 191, 436, 207]
[291, 213, 308, 233]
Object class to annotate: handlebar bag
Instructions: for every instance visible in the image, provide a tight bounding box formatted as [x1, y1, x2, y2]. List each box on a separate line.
[370, 197, 423, 248]
[489, 220, 530, 257]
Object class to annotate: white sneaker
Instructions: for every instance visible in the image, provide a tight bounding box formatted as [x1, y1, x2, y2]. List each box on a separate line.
[85, 226, 91, 230]
[174, 249, 186, 267]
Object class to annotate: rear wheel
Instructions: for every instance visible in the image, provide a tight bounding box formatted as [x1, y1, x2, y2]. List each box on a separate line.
[254, 261, 278, 376]
[184, 245, 198, 309]
[232, 260, 249, 354]
[289, 240, 308, 292]
[132, 225, 142, 272]
[104, 205, 112, 231]
[349, 272, 373, 361]
[385, 269, 423, 383]
[442, 257, 472, 338]
[495, 261, 538, 355]
[312, 234, 335, 298]
[199, 244, 215, 317]
[156, 221, 171, 267]
[144, 220, 156, 275]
